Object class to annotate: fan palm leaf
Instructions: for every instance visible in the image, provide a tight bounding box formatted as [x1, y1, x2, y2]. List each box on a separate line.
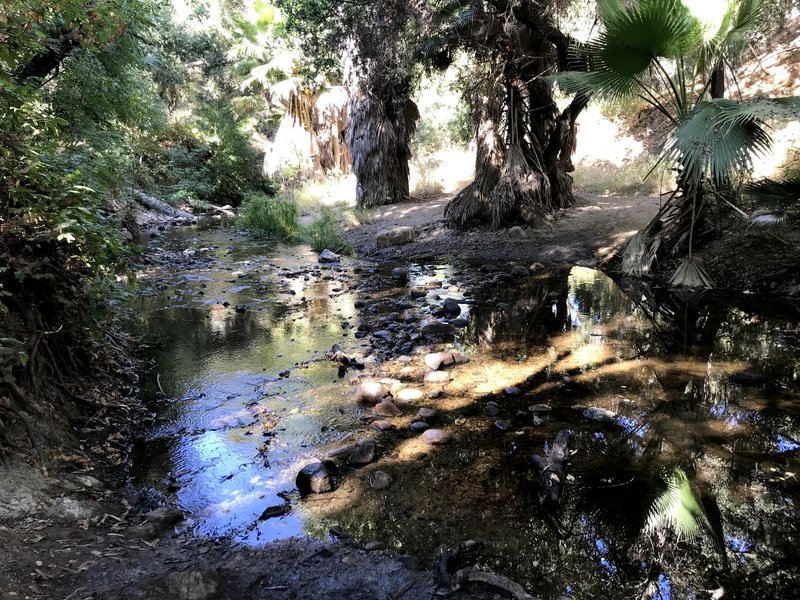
[645, 468, 711, 539]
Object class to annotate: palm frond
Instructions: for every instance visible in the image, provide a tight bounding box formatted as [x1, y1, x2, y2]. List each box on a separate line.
[662, 99, 775, 184]
[668, 257, 714, 288]
[744, 177, 800, 207]
[554, 0, 701, 105]
[747, 207, 789, 227]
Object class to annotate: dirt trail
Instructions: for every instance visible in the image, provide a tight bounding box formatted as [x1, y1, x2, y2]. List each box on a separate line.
[346, 193, 661, 266]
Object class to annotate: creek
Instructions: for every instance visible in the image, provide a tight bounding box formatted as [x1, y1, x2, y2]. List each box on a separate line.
[130, 224, 800, 599]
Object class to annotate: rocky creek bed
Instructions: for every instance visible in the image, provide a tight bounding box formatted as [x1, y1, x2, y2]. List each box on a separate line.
[2, 222, 799, 600]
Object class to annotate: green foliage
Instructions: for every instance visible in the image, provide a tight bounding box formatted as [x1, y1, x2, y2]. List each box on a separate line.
[239, 192, 299, 239]
[302, 207, 353, 254]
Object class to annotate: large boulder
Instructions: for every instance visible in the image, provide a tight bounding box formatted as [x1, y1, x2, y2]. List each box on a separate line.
[377, 226, 415, 248]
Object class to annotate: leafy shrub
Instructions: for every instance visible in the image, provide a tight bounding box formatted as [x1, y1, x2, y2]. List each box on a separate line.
[239, 192, 299, 239]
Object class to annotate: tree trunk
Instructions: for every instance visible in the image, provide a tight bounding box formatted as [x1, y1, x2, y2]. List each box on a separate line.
[445, 34, 586, 229]
[347, 92, 418, 208]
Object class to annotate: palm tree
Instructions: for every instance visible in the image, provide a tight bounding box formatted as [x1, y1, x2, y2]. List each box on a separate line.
[228, 3, 351, 179]
[433, 1, 587, 228]
[556, 0, 800, 286]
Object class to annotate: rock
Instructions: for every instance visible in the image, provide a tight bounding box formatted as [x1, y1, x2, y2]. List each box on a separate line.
[533, 416, 544, 426]
[296, 460, 335, 496]
[365, 541, 388, 551]
[582, 406, 616, 422]
[259, 504, 290, 520]
[442, 298, 461, 315]
[529, 262, 544, 271]
[421, 319, 453, 337]
[373, 400, 402, 417]
[234, 304, 247, 313]
[424, 371, 451, 384]
[421, 428, 452, 445]
[368, 471, 392, 490]
[484, 402, 500, 417]
[428, 389, 443, 399]
[424, 351, 468, 371]
[372, 420, 395, 432]
[495, 419, 512, 431]
[390, 267, 408, 282]
[450, 318, 468, 328]
[49, 497, 102, 521]
[511, 265, 529, 277]
[356, 381, 389, 403]
[533, 430, 571, 508]
[373, 330, 394, 342]
[165, 570, 219, 600]
[144, 506, 185, 528]
[479, 264, 499, 273]
[528, 404, 552, 413]
[396, 388, 425, 403]
[424, 351, 450, 370]
[410, 287, 428, 298]
[416, 407, 437, 421]
[410, 421, 430, 433]
[504, 386, 520, 396]
[348, 439, 377, 465]
[508, 226, 527, 240]
[318, 249, 340, 263]
[377, 226, 415, 248]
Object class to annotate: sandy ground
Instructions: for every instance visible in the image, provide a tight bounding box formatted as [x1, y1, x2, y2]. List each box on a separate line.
[346, 193, 662, 267]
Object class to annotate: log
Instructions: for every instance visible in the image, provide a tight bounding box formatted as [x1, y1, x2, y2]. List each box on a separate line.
[132, 190, 194, 220]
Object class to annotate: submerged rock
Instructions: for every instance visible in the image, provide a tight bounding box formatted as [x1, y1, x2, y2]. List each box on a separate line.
[296, 460, 336, 496]
[581, 406, 616, 422]
[528, 404, 552, 413]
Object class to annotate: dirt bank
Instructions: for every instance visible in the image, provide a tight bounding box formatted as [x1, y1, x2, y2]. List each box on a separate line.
[346, 193, 661, 267]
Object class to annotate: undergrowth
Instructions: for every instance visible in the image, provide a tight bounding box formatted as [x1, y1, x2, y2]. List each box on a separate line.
[239, 192, 299, 240]
[572, 155, 670, 196]
[302, 207, 353, 254]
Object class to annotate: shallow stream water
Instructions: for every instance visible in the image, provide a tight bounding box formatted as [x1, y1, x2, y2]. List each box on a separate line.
[131, 225, 800, 599]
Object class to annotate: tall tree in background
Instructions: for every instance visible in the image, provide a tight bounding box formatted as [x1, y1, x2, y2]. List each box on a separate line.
[277, 0, 425, 208]
[429, 1, 587, 228]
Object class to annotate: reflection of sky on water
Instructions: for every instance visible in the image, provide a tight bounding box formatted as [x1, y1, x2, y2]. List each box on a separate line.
[777, 435, 800, 453]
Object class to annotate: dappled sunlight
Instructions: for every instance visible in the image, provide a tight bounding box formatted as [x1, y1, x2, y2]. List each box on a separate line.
[597, 229, 640, 260]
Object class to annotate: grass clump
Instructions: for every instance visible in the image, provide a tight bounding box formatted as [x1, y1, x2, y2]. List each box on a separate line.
[302, 207, 353, 254]
[239, 192, 299, 240]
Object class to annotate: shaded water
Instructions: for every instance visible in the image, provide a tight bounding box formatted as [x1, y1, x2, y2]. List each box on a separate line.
[132, 226, 800, 599]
